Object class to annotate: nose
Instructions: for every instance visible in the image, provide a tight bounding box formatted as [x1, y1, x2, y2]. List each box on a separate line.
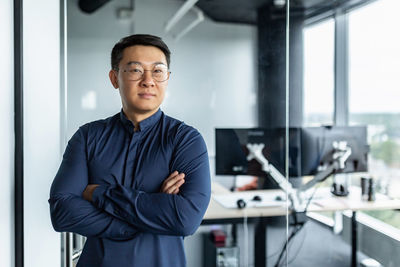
[139, 70, 155, 87]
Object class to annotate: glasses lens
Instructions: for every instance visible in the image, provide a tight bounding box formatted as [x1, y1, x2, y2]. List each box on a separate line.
[152, 65, 169, 82]
[125, 64, 144, 80]
[123, 64, 169, 81]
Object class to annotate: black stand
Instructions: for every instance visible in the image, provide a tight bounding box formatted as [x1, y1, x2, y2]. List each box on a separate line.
[351, 211, 357, 267]
[255, 217, 267, 267]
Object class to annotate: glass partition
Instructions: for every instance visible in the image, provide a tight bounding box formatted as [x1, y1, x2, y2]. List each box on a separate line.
[288, 0, 400, 266]
[348, 2, 400, 266]
[0, 1, 14, 266]
[349, 0, 400, 200]
[64, 0, 289, 267]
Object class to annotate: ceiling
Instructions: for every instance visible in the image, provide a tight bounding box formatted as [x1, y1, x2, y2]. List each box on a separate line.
[183, 0, 372, 24]
[78, 0, 374, 24]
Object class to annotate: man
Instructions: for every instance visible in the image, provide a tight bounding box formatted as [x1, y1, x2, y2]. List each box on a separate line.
[49, 34, 211, 267]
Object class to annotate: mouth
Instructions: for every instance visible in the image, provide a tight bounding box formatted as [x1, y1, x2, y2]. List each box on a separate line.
[138, 93, 156, 99]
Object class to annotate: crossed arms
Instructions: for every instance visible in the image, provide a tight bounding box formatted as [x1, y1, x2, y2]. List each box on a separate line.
[49, 125, 211, 240]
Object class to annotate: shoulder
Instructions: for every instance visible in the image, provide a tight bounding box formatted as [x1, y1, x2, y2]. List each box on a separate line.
[162, 113, 201, 141]
[162, 113, 206, 152]
[76, 113, 120, 139]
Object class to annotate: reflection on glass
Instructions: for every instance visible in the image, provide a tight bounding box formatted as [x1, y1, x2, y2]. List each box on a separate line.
[303, 19, 335, 126]
[349, 0, 400, 232]
[349, 0, 400, 198]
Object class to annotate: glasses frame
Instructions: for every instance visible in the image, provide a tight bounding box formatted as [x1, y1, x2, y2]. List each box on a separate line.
[119, 64, 171, 82]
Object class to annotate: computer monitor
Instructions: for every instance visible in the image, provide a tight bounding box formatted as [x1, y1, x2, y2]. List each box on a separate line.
[301, 126, 369, 176]
[215, 128, 301, 177]
[215, 126, 369, 178]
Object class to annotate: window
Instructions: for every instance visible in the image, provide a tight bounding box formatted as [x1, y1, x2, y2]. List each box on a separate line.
[349, 0, 400, 228]
[303, 18, 335, 126]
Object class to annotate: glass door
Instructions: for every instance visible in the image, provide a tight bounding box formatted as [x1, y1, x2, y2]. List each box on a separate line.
[63, 0, 292, 266]
[0, 1, 14, 266]
[287, 0, 400, 266]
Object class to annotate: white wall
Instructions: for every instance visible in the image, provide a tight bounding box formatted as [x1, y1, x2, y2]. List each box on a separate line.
[67, 0, 258, 155]
[67, 0, 132, 138]
[67, 0, 258, 196]
[0, 1, 14, 266]
[23, 0, 61, 266]
[134, 0, 258, 157]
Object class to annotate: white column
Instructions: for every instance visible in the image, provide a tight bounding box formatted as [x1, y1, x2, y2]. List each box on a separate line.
[23, 0, 62, 266]
[0, 0, 15, 266]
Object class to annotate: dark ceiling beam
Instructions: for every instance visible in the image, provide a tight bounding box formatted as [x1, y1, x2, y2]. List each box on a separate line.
[78, 0, 112, 14]
[182, 0, 376, 25]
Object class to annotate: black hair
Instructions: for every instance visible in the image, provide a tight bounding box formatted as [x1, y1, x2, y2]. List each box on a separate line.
[111, 34, 171, 70]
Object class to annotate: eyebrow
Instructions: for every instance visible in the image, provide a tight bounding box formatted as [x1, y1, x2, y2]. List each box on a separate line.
[126, 61, 167, 67]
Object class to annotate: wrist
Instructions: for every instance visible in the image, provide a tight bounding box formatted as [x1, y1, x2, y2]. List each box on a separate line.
[91, 184, 108, 208]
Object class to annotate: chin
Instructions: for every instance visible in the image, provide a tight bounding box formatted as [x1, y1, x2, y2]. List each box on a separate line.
[125, 99, 161, 113]
[132, 105, 158, 114]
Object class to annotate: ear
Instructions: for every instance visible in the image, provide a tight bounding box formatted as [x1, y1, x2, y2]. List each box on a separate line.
[109, 70, 119, 89]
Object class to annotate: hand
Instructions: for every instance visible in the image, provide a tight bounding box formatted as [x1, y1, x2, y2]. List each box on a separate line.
[160, 171, 185, 194]
[236, 177, 259, 191]
[83, 184, 100, 202]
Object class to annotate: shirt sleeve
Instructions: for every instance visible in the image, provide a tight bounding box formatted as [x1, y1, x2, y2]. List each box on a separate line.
[49, 126, 139, 240]
[91, 126, 211, 236]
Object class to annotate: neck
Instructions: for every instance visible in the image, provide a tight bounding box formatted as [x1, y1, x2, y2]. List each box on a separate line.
[122, 107, 159, 129]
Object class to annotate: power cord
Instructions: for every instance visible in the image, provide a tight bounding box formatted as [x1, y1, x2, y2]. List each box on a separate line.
[273, 221, 303, 267]
[243, 206, 249, 267]
[287, 226, 307, 265]
[273, 184, 321, 267]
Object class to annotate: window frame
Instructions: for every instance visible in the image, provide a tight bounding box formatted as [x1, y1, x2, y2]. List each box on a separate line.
[303, 0, 378, 127]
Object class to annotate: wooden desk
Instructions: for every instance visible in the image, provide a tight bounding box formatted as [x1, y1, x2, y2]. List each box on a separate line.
[202, 182, 400, 267]
[204, 182, 288, 221]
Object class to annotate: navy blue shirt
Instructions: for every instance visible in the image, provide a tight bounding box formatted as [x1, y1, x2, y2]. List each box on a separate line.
[49, 109, 211, 267]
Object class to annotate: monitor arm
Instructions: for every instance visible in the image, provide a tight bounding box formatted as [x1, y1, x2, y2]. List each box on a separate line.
[296, 141, 352, 200]
[246, 141, 352, 212]
[246, 144, 302, 211]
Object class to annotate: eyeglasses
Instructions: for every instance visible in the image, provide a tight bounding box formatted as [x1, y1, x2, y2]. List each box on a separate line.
[120, 63, 170, 82]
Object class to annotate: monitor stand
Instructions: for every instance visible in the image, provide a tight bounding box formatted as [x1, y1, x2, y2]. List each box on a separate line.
[246, 141, 351, 212]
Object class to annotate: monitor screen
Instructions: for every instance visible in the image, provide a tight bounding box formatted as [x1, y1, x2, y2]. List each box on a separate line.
[215, 126, 369, 179]
[301, 126, 369, 175]
[215, 128, 301, 177]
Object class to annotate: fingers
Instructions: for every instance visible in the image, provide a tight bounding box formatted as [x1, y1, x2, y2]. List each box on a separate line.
[164, 178, 185, 194]
[165, 170, 179, 182]
[160, 171, 185, 194]
[162, 171, 184, 188]
[167, 170, 179, 178]
[172, 188, 180, 194]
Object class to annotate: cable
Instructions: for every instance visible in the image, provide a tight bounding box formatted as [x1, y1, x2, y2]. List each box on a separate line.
[273, 184, 322, 267]
[287, 226, 307, 265]
[304, 182, 320, 211]
[274, 223, 302, 267]
[243, 207, 249, 267]
[263, 177, 326, 265]
[266, 242, 286, 259]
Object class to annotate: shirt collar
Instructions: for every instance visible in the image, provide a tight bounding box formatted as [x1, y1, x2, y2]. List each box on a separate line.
[119, 108, 162, 134]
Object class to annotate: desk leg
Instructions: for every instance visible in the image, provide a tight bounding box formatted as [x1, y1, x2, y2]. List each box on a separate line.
[255, 218, 267, 267]
[351, 211, 357, 267]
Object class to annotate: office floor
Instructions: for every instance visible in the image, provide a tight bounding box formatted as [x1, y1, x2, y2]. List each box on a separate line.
[266, 218, 368, 267]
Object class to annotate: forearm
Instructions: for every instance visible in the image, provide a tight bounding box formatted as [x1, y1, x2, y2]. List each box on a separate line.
[91, 131, 212, 236]
[90, 126, 211, 236]
[92, 179, 210, 236]
[49, 126, 141, 240]
[49, 193, 139, 240]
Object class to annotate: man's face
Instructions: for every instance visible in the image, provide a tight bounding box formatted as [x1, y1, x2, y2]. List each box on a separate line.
[109, 45, 169, 117]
